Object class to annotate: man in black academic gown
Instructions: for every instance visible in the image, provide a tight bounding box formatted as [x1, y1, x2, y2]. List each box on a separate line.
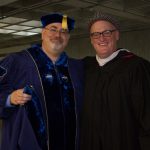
[80, 12, 150, 150]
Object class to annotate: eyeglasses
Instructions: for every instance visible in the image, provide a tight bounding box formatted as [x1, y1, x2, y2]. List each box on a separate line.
[90, 29, 117, 39]
[44, 27, 69, 35]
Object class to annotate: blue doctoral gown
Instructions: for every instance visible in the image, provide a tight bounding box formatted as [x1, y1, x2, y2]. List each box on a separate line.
[0, 45, 84, 150]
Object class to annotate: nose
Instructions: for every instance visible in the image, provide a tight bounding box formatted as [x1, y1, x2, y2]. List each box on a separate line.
[55, 30, 61, 37]
[98, 34, 105, 41]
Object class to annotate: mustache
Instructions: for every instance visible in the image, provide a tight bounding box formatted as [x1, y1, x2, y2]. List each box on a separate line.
[51, 39, 63, 44]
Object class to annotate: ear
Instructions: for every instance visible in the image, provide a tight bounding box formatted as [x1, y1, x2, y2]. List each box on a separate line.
[41, 29, 45, 40]
[90, 37, 94, 45]
[116, 30, 120, 41]
[66, 34, 70, 40]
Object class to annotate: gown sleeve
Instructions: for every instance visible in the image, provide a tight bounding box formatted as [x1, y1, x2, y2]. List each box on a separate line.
[0, 54, 18, 118]
[130, 58, 150, 150]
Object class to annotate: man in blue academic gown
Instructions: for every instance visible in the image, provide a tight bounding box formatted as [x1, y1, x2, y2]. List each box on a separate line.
[0, 13, 83, 150]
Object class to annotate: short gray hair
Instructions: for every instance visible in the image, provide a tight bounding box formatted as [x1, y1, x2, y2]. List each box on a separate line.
[88, 11, 120, 31]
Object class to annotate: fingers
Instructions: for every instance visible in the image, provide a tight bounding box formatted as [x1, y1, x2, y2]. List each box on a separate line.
[10, 89, 32, 106]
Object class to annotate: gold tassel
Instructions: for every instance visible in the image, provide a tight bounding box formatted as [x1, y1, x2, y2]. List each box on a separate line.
[62, 14, 68, 30]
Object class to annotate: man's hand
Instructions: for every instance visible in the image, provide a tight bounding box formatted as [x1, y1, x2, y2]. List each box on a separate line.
[10, 89, 32, 105]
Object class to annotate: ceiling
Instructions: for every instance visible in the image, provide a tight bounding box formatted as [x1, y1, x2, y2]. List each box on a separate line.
[0, 0, 150, 55]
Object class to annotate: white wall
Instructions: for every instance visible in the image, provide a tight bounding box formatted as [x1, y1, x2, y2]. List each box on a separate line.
[118, 29, 150, 61]
[66, 36, 95, 58]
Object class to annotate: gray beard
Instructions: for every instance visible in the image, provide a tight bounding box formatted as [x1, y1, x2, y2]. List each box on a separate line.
[50, 42, 63, 52]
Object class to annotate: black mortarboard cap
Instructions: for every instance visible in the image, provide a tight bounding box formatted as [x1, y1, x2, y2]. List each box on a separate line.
[41, 13, 75, 31]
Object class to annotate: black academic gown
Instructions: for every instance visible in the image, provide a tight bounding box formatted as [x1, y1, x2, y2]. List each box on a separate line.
[80, 50, 150, 150]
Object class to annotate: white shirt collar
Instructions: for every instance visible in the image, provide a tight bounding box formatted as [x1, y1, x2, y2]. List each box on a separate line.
[96, 48, 129, 66]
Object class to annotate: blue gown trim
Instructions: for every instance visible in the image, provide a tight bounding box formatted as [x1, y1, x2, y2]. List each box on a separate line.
[27, 44, 76, 150]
